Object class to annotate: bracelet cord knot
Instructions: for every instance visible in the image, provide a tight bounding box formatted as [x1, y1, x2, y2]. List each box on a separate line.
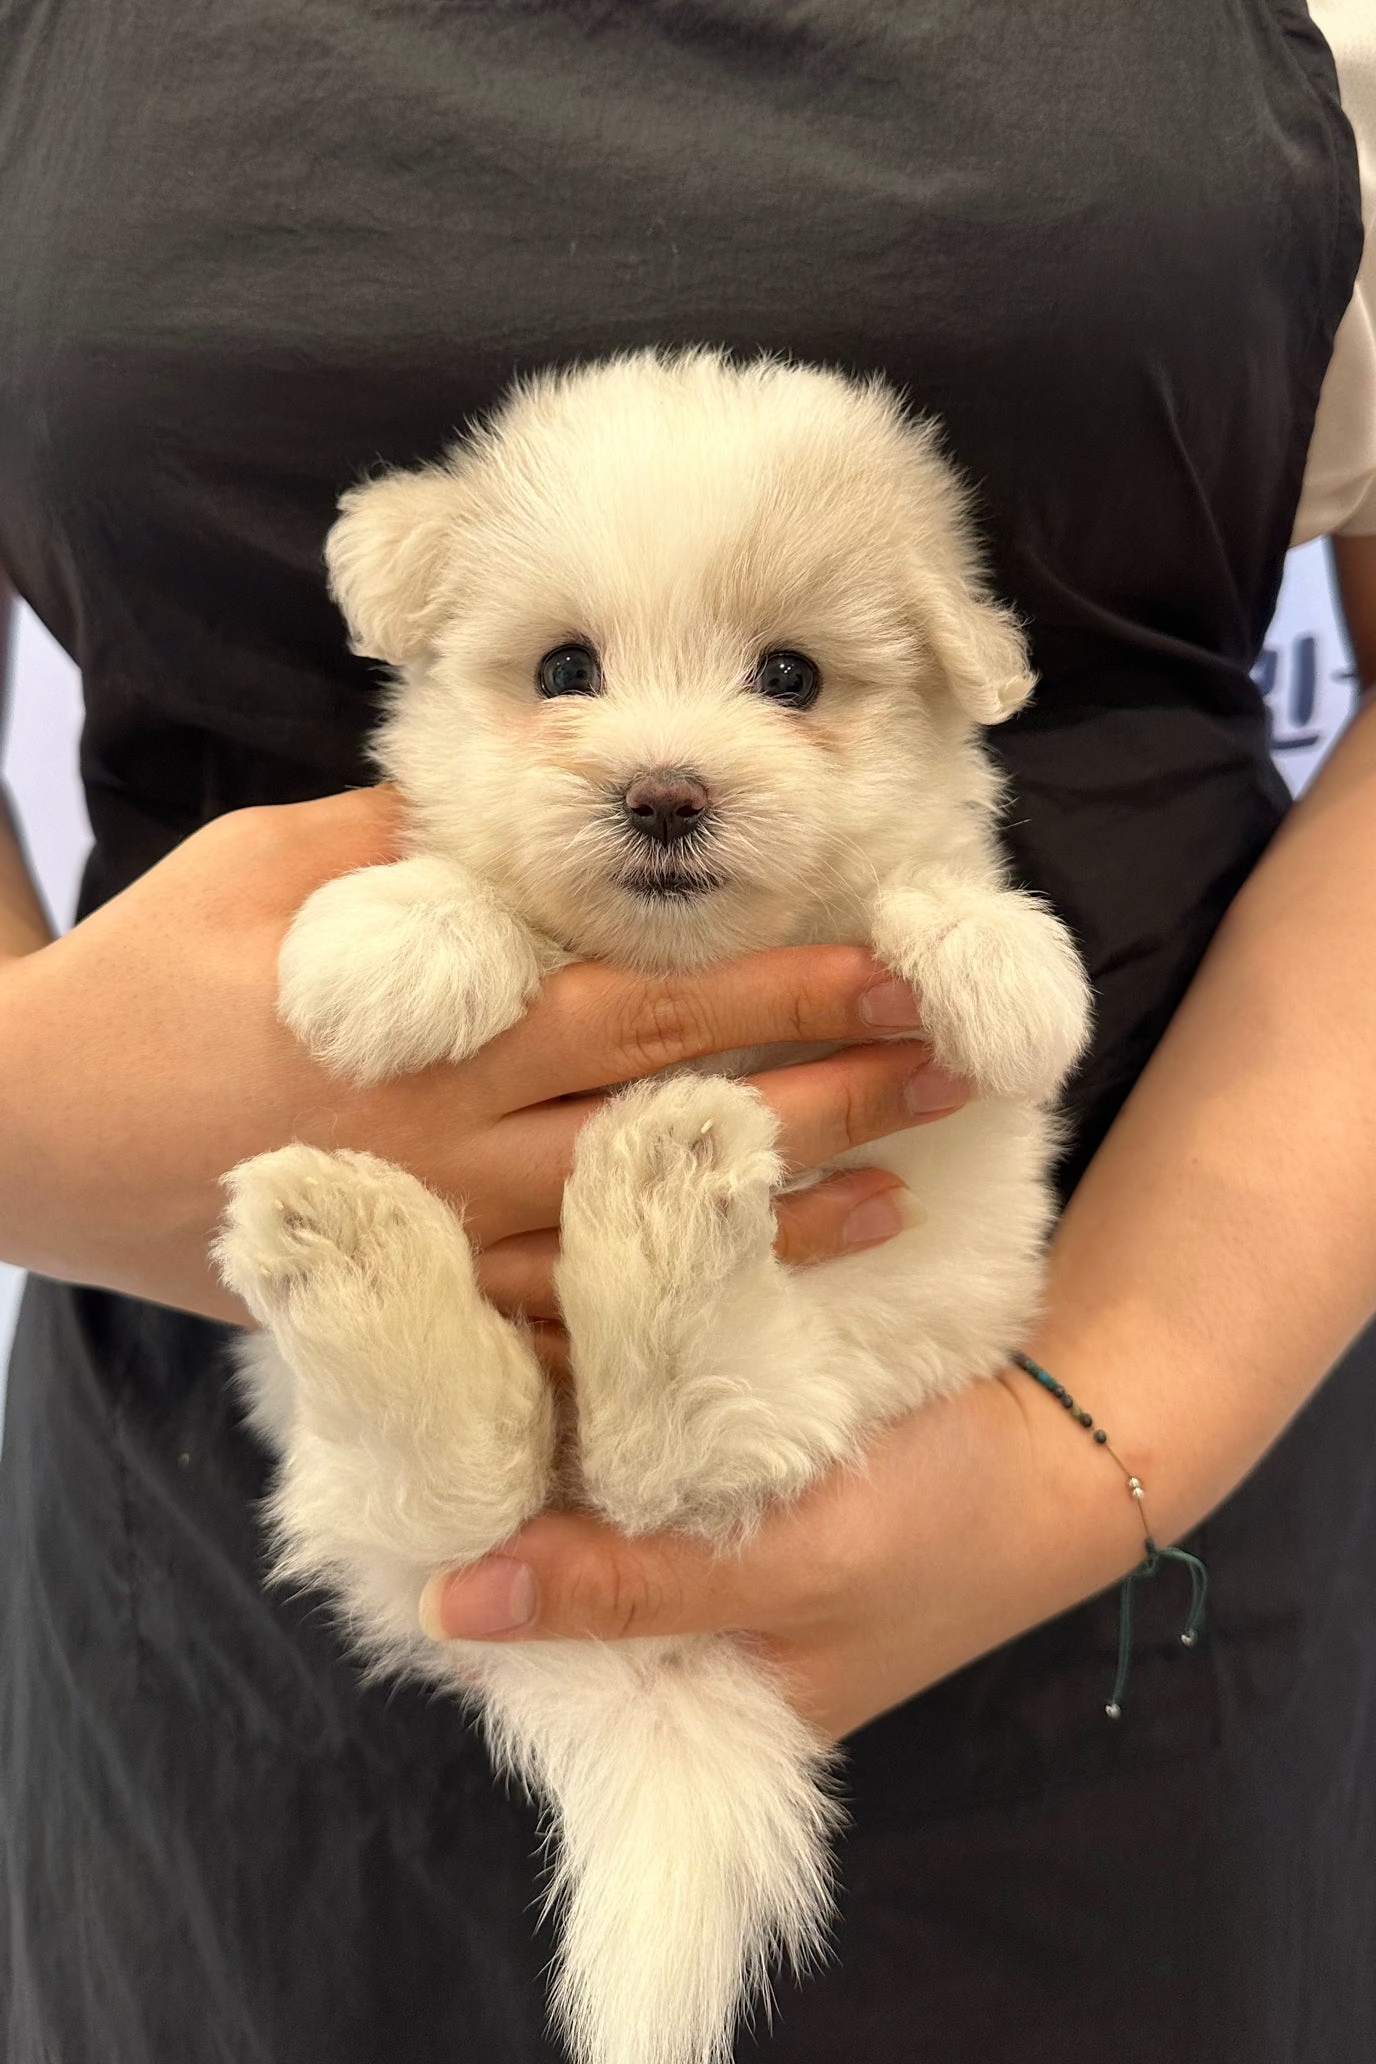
[1008, 1351, 1210, 1720]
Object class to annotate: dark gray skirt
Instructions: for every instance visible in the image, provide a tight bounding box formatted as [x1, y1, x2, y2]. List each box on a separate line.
[2, 1274, 1373, 2064]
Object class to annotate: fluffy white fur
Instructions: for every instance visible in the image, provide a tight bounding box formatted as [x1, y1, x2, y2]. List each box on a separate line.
[213, 350, 1092, 2064]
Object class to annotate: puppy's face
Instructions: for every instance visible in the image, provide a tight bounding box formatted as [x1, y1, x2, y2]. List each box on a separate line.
[328, 353, 1031, 969]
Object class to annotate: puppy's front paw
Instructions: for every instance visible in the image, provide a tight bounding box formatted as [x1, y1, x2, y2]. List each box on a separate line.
[872, 880, 1091, 1103]
[278, 857, 542, 1084]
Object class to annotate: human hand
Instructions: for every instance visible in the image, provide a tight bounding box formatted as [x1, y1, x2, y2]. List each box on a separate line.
[421, 683, 1376, 1740]
[0, 788, 967, 1335]
[418, 1368, 1142, 1740]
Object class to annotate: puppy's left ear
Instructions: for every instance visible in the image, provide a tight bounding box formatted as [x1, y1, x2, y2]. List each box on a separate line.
[325, 463, 468, 665]
[910, 565, 1036, 725]
[898, 427, 1036, 725]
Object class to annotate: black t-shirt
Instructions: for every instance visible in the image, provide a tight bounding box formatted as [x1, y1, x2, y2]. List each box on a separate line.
[0, 0, 1361, 1180]
[0, 7, 1369, 2063]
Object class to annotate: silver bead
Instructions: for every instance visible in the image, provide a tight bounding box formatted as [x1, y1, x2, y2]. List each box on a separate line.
[1105, 1701, 1122, 1720]
[1180, 1631, 1198, 1648]
[1128, 1476, 1144, 1500]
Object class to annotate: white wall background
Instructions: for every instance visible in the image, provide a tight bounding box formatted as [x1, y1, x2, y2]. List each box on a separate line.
[1, 607, 91, 1365]
[0, 547, 1360, 1378]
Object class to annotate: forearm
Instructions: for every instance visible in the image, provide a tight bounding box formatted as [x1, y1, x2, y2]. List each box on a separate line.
[458, 695, 1376, 1735]
[752, 683, 1376, 1724]
[1027, 689, 1376, 1563]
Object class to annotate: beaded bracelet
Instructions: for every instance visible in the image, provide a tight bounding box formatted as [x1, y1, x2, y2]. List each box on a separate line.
[1008, 1350, 1208, 1719]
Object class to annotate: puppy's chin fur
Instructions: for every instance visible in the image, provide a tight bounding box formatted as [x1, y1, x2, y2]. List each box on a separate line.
[216, 351, 1092, 2064]
[560, 886, 795, 978]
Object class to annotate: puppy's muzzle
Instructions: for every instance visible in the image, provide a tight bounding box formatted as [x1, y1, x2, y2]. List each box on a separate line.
[619, 771, 711, 848]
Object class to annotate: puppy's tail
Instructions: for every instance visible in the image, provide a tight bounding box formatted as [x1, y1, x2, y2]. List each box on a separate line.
[472, 1635, 839, 2064]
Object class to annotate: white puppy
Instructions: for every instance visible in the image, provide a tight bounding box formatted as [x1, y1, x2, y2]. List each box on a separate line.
[214, 350, 1090, 2064]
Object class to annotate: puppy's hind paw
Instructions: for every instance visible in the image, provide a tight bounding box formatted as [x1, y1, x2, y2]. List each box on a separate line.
[561, 1075, 783, 1296]
[213, 1143, 418, 1327]
[216, 1142, 556, 1574]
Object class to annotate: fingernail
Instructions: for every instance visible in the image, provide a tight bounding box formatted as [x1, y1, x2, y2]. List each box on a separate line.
[842, 1188, 926, 1248]
[858, 978, 923, 1028]
[418, 1556, 537, 1641]
[904, 1065, 968, 1115]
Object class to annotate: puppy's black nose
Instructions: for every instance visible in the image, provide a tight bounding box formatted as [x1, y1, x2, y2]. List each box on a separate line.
[621, 772, 711, 846]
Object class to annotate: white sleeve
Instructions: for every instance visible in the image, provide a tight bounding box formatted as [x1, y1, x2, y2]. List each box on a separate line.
[1294, 0, 1376, 544]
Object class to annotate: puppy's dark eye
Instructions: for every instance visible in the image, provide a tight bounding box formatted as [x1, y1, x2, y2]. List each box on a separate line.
[538, 644, 602, 698]
[752, 649, 821, 710]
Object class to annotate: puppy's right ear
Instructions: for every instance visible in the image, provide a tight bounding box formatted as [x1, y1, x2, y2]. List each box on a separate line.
[325, 464, 466, 665]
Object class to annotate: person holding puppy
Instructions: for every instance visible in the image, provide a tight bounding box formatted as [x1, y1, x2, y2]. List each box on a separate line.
[1, 4, 1374, 2062]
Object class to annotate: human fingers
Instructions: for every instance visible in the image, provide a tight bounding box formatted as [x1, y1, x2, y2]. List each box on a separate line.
[471, 1040, 962, 1243]
[415, 1430, 894, 1646]
[414, 1460, 878, 1651]
[467, 1225, 572, 1372]
[465, 948, 929, 1112]
[771, 1169, 924, 1266]
[748, 1044, 967, 1174]
[417, 1380, 1078, 1743]
[525, 1320, 572, 1382]
[418, 1512, 747, 1644]
[472, 1169, 919, 1319]
[473, 1228, 563, 1321]
[413, 1379, 1025, 1650]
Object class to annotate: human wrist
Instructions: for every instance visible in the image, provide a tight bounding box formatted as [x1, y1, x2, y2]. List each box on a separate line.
[1018, 1286, 1288, 1559]
[986, 1348, 1153, 1624]
[996, 1339, 1227, 1717]
[848, 1364, 1151, 1723]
